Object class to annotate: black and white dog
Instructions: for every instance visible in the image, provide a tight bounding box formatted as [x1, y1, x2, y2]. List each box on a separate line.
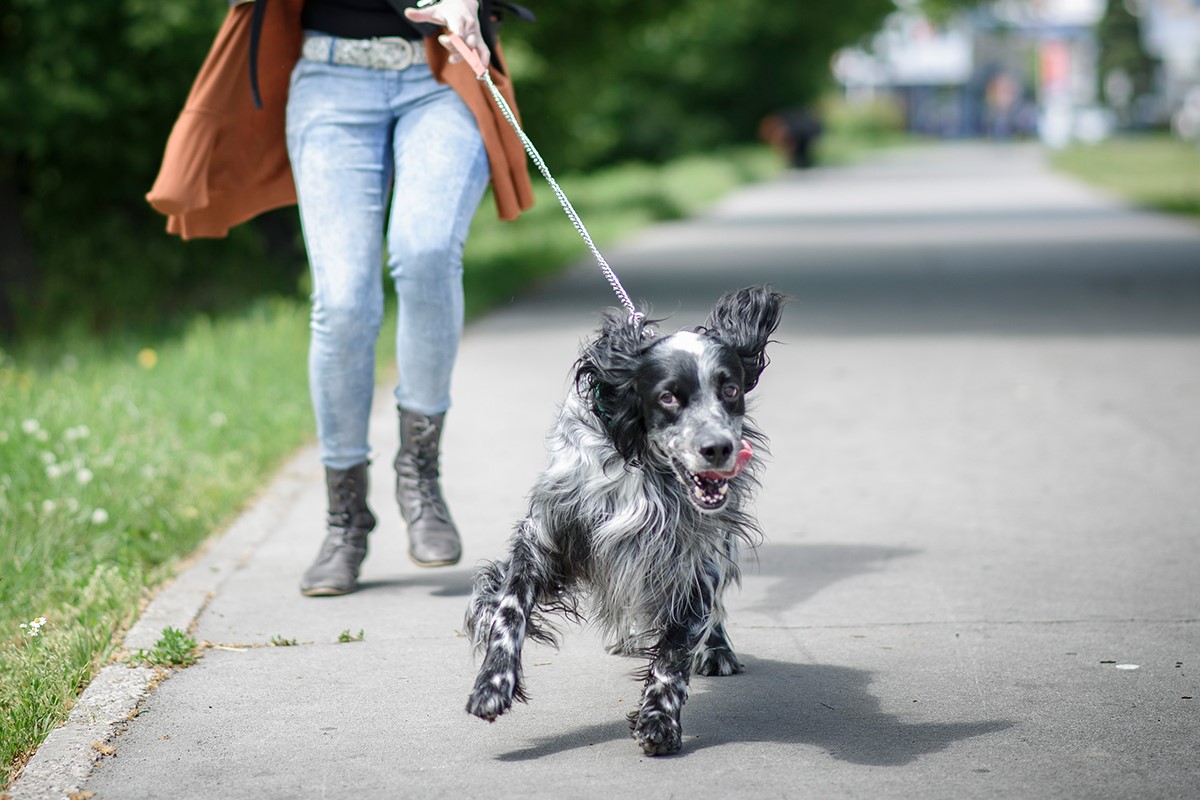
[465, 286, 786, 755]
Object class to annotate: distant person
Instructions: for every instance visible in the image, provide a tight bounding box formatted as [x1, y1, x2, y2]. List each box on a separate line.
[148, 0, 534, 597]
[759, 108, 823, 169]
[985, 72, 1020, 139]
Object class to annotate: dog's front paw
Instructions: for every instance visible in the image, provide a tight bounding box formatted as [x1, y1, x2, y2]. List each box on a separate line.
[631, 710, 683, 756]
[465, 672, 516, 722]
[693, 646, 744, 677]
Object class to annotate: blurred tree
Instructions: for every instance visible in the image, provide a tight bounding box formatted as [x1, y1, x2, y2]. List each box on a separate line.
[1095, 0, 1157, 118]
[0, 0, 295, 336]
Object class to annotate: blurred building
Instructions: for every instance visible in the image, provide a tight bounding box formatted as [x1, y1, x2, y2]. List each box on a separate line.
[832, 0, 1200, 145]
[832, 11, 979, 137]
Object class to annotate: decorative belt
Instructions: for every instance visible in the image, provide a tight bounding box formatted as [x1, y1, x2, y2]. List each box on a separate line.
[301, 34, 428, 71]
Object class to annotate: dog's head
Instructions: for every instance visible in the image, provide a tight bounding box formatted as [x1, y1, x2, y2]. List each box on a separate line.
[575, 286, 787, 512]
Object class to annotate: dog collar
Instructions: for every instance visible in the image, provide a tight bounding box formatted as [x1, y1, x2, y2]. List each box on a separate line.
[591, 384, 609, 426]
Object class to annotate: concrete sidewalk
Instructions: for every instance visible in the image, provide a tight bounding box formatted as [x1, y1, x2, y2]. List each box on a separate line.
[14, 143, 1200, 799]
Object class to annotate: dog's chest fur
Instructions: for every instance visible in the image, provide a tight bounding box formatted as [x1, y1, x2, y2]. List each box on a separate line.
[526, 390, 755, 638]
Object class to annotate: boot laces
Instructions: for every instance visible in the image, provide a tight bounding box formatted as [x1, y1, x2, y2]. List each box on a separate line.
[328, 474, 371, 537]
[407, 425, 450, 522]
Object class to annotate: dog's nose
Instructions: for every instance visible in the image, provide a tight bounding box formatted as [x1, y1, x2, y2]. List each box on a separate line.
[698, 438, 735, 467]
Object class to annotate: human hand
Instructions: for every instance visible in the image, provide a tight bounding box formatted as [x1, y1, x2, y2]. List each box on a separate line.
[405, 0, 490, 69]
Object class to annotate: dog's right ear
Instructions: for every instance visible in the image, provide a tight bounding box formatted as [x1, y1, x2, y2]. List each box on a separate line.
[574, 310, 653, 462]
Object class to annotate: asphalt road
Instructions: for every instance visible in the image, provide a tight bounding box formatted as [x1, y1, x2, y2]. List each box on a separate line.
[13, 143, 1200, 799]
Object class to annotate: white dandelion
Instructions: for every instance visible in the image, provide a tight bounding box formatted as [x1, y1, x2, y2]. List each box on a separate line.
[19, 617, 47, 637]
[64, 425, 90, 442]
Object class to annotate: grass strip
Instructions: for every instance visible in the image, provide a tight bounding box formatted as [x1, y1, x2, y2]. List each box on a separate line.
[1049, 134, 1200, 220]
[0, 146, 780, 786]
[0, 300, 314, 783]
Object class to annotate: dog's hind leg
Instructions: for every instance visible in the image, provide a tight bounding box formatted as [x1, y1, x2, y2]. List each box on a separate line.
[692, 621, 744, 677]
[689, 556, 744, 676]
[691, 566, 743, 676]
[465, 523, 550, 722]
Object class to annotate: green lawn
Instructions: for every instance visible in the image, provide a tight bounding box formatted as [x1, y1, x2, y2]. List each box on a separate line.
[1049, 134, 1200, 219]
[0, 146, 781, 786]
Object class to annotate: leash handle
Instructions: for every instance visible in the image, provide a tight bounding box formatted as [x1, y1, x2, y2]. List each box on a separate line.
[440, 31, 488, 78]
[441, 33, 644, 327]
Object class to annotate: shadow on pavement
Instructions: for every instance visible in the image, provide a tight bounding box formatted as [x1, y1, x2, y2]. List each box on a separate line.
[685, 656, 1013, 765]
[494, 656, 1010, 765]
[356, 568, 475, 597]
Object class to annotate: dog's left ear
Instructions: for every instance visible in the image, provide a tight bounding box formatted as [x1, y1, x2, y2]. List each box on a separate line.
[701, 286, 788, 392]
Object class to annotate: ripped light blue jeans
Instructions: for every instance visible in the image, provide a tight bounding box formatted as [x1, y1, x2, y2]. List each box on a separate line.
[286, 47, 489, 470]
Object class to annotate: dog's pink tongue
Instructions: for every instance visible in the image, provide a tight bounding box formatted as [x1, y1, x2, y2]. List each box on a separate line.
[700, 439, 753, 480]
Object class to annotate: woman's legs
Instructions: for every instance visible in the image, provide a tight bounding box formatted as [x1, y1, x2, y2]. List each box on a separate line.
[287, 59, 488, 462]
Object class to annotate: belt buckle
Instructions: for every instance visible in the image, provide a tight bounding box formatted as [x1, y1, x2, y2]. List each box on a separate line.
[377, 37, 414, 70]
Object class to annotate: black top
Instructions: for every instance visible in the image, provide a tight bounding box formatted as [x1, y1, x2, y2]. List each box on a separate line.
[302, 0, 430, 40]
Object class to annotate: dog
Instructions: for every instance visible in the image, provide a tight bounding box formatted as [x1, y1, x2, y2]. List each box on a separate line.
[464, 286, 786, 755]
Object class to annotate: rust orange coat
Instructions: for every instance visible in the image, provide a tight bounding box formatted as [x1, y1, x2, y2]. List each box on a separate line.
[147, 0, 534, 239]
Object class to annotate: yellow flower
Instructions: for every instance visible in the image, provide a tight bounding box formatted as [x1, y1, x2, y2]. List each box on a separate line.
[137, 348, 158, 369]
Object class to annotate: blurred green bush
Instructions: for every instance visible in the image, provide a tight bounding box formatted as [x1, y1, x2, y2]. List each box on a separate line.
[0, 1, 304, 338]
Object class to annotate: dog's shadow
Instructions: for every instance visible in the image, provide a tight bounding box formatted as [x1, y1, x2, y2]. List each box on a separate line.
[491, 542, 1007, 764]
[495, 655, 1011, 764]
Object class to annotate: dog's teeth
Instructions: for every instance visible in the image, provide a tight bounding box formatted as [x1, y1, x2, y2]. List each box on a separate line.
[678, 462, 732, 511]
[689, 476, 729, 509]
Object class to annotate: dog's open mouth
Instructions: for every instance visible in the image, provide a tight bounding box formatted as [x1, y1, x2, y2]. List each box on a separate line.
[676, 440, 753, 511]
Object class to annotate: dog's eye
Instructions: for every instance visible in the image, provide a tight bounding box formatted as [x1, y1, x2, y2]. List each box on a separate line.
[722, 384, 740, 401]
[658, 391, 679, 408]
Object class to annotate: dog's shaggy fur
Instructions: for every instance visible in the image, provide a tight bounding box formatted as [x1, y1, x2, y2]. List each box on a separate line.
[464, 286, 786, 755]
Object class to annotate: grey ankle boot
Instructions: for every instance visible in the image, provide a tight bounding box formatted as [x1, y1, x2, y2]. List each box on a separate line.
[300, 463, 377, 596]
[394, 409, 461, 567]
